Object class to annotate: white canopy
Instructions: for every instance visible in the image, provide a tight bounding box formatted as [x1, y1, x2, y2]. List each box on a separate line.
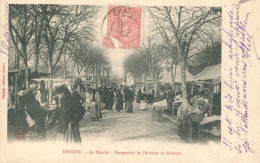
[160, 66, 195, 83]
[194, 64, 221, 83]
[31, 78, 74, 85]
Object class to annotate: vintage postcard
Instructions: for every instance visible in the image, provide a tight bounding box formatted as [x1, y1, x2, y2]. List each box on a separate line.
[0, 0, 259, 162]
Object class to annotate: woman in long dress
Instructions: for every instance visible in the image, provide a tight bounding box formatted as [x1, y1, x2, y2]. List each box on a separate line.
[52, 85, 72, 142]
[85, 88, 92, 111]
[97, 87, 104, 110]
[95, 90, 102, 119]
[52, 85, 86, 143]
[90, 89, 101, 120]
[125, 87, 134, 113]
[106, 88, 114, 110]
[177, 96, 201, 142]
[140, 90, 148, 110]
[112, 88, 117, 110]
[67, 86, 86, 143]
[115, 90, 123, 112]
[136, 89, 142, 103]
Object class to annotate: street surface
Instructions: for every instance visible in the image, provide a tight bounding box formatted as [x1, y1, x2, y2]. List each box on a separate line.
[79, 102, 180, 143]
[46, 102, 220, 144]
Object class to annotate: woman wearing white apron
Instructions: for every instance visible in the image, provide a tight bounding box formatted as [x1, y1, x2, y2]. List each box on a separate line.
[85, 88, 92, 112]
[140, 90, 147, 110]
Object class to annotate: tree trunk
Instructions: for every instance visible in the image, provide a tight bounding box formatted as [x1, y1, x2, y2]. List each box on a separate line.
[170, 62, 174, 88]
[172, 64, 177, 91]
[34, 16, 44, 73]
[14, 73, 18, 112]
[14, 51, 19, 111]
[154, 69, 158, 97]
[208, 79, 214, 116]
[34, 54, 39, 72]
[77, 63, 80, 76]
[191, 81, 194, 96]
[154, 79, 158, 97]
[48, 66, 53, 106]
[181, 59, 188, 108]
[145, 73, 148, 92]
[107, 68, 110, 86]
[64, 54, 66, 78]
[34, 32, 42, 72]
[23, 60, 30, 89]
[97, 66, 101, 87]
[92, 68, 95, 88]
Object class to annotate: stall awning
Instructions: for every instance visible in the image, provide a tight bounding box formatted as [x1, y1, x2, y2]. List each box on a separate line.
[160, 66, 195, 83]
[8, 68, 29, 73]
[31, 78, 74, 85]
[194, 64, 221, 84]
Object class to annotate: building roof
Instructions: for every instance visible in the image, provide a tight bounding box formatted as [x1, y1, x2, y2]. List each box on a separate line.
[160, 66, 195, 83]
[160, 64, 221, 84]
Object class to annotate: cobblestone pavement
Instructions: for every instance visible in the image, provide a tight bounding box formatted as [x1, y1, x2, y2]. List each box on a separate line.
[79, 102, 180, 143]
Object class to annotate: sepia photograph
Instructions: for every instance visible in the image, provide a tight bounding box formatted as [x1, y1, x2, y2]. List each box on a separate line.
[7, 4, 222, 145]
[1, 0, 260, 161]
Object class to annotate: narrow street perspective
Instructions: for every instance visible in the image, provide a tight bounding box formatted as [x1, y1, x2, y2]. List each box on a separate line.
[8, 5, 221, 145]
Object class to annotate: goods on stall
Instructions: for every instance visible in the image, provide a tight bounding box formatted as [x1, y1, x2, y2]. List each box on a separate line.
[200, 115, 221, 136]
[200, 115, 221, 124]
[152, 99, 167, 121]
[196, 98, 210, 113]
[190, 113, 204, 123]
[152, 99, 167, 111]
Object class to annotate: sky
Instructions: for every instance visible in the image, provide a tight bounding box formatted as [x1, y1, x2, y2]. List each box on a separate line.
[105, 49, 133, 77]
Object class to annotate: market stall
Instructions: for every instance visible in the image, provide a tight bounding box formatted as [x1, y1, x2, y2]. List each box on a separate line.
[194, 64, 221, 84]
[160, 67, 196, 115]
[193, 64, 221, 141]
[194, 64, 221, 116]
[157, 64, 221, 141]
[200, 115, 221, 141]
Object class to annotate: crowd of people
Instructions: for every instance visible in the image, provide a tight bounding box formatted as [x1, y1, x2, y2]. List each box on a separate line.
[8, 78, 219, 144]
[83, 85, 135, 113]
[135, 85, 219, 143]
[7, 80, 139, 143]
[8, 80, 87, 143]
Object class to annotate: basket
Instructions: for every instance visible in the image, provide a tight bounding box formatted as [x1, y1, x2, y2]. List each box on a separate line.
[190, 113, 203, 122]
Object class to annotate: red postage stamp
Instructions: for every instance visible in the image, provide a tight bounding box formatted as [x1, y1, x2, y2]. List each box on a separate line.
[102, 6, 142, 49]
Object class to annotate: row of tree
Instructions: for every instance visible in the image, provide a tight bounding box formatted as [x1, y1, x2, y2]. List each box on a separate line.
[72, 44, 109, 85]
[10, 4, 100, 85]
[9, 4, 107, 103]
[125, 6, 221, 103]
